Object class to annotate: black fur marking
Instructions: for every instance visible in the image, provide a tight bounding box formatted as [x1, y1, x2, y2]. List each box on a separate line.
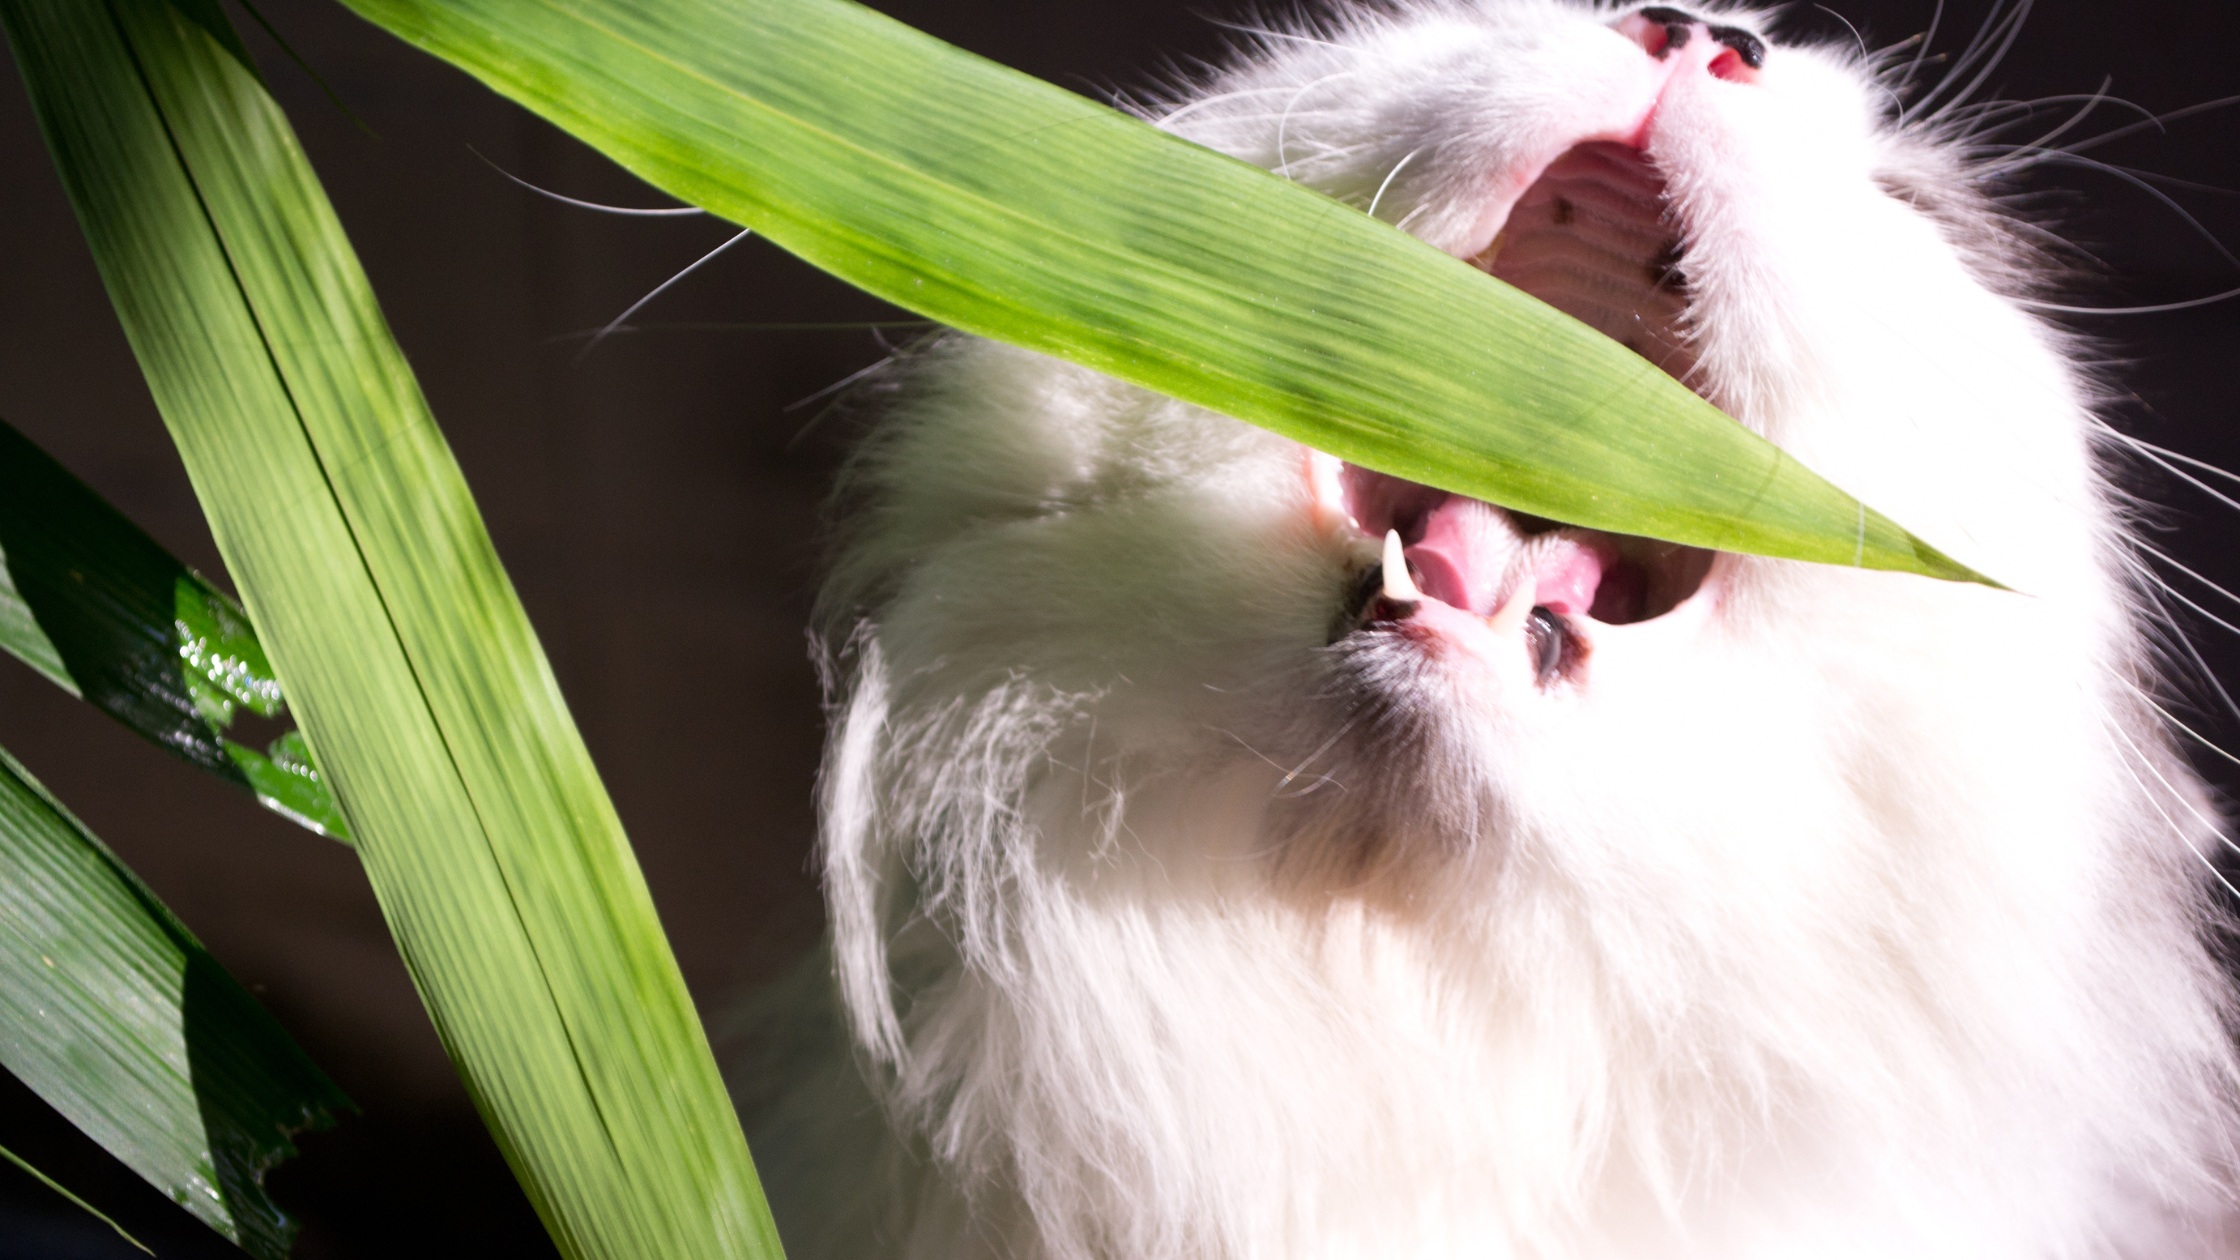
[1709, 24, 1766, 70]
[1332, 565, 1387, 643]
[1634, 8, 1764, 71]
[1637, 7, 1695, 60]
[1528, 607, 1564, 682]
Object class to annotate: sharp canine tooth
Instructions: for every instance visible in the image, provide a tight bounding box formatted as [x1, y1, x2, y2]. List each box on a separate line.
[1382, 529, 1422, 604]
[1488, 575, 1536, 637]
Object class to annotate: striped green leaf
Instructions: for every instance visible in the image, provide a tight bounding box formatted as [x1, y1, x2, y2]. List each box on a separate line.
[0, 744, 348, 1258]
[2, 1, 777, 1258]
[339, 0, 1984, 584]
[0, 417, 349, 840]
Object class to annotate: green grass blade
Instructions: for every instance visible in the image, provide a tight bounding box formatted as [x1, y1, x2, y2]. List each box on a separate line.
[337, 0, 1986, 585]
[1, 1139, 152, 1255]
[1, 1, 778, 1257]
[0, 415, 349, 840]
[0, 744, 349, 1258]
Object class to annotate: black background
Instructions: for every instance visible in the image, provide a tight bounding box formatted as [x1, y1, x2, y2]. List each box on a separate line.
[0, 0, 2233, 1255]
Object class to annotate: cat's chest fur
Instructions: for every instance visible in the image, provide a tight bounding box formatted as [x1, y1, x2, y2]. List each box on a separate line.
[739, 3, 2240, 1256]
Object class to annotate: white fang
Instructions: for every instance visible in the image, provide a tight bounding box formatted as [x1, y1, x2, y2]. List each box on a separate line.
[1382, 528, 1423, 603]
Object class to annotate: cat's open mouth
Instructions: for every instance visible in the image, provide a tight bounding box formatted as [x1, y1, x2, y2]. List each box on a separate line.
[1319, 141, 1716, 684]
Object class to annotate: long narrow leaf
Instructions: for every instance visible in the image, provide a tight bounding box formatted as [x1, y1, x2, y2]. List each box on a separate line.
[338, 0, 1983, 584]
[0, 416, 349, 839]
[0, 744, 348, 1258]
[0, 1, 778, 1258]
[1, 1138, 152, 1254]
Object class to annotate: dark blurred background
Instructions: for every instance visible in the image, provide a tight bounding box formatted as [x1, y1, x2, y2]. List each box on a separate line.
[0, 0, 2233, 1255]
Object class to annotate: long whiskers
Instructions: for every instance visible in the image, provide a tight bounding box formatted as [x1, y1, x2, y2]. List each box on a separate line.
[1893, 0, 1948, 110]
[1985, 150, 2240, 274]
[2108, 434, 2240, 518]
[1991, 79, 2125, 158]
[1915, 0, 2035, 126]
[1365, 148, 1422, 223]
[2121, 546, 2240, 731]
[2019, 286, 2240, 316]
[576, 227, 756, 363]
[471, 147, 705, 216]
[1154, 82, 1333, 129]
[1274, 717, 1362, 799]
[2106, 721, 2240, 903]
[2143, 694, 2240, 776]
[1276, 70, 1363, 181]
[2028, 95, 2240, 162]
[1209, 724, 1350, 800]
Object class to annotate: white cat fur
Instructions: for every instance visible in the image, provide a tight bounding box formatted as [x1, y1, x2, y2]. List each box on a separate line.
[740, 3, 2240, 1255]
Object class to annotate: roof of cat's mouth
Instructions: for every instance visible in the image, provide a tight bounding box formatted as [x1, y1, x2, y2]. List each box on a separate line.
[1472, 141, 1695, 386]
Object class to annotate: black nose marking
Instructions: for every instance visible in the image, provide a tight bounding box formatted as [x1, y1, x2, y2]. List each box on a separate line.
[1635, 6, 1698, 59]
[1708, 23, 1766, 70]
[1633, 7, 1766, 71]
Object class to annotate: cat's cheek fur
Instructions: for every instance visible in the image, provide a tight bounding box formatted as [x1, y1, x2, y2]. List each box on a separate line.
[751, 2, 2240, 1256]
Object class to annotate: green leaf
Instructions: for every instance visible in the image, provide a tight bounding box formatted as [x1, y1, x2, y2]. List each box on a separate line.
[0, 415, 349, 841]
[1, 1138, 152, 1255]
[0, 744, 348, 1258]
[2, 1, 779, 1258]
[226, 730, 351, 840]
[336, 0, 1986, 585]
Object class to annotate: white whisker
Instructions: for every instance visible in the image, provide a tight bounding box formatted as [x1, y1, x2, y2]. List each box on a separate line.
[2109, 719, 2240, 863]
[2018, 285, 2240, 316]
[1274, 719, 1361, 797]
[2131, 552, 2240, 634]
[783, 353, 898, 415]
[1154, 83, 1321, 128]
[2108, 433, 2240, 517]
[471, 147, 705, 216]
[1919, 0, 2034, 125]
[2040, 94, 2240, 159]
[1276, 70, 1361, 181]
[1365, 148, 1422, 222]
[1893, 0, 1947, 108]
[577, 227, 754, 362]
[2143, 695, 2240, 774]
[2120, 437, 2240, 491]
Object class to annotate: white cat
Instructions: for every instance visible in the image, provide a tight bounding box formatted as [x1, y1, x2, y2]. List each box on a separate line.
[738, 3, 2240, 1256]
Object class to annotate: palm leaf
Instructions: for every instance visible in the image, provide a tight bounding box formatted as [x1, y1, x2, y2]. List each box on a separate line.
[0, 743, 348, 1258]
[0, 416, 349, 840]
[1, 1, 777, 1257]
[339, 0, 1985, 583]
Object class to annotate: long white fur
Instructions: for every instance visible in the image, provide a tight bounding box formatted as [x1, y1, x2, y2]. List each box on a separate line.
[738, 3, 2240, 1255]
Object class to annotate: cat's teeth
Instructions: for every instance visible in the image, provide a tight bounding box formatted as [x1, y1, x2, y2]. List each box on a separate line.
[1382, 529, 1423, 604]
[1487, 575, 1536, 638]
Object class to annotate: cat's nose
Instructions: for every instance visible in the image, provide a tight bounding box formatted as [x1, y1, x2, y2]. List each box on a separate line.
[1613, 7, 1765, 83]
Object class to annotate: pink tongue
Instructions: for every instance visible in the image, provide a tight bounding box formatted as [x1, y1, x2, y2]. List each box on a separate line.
[1405, 497, 1509, 615]
[1405, 496, 1607, 618]
[1530, 542, 1607, 619]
